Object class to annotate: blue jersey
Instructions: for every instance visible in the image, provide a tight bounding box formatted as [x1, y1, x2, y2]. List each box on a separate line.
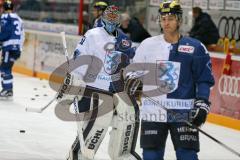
[0, 13, 24, 52]
[134, 35, 215, 122]
[167, 36, 215, 100]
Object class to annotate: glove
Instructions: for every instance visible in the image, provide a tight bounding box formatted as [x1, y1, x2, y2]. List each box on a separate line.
[191, 98, 211, 127]
[124, 72, 143, 95]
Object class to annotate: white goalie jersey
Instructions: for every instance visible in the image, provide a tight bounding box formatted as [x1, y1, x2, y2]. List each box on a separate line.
[73, 27, 121, 91]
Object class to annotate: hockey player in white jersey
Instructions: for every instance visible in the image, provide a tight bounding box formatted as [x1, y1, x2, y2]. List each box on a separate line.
[57, 5, 141, 160]
[0, 0, 24, 99]
[132, 1, 215, 160]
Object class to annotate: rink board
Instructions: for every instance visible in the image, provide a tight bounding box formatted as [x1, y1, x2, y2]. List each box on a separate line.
[12, 30, 240, 130]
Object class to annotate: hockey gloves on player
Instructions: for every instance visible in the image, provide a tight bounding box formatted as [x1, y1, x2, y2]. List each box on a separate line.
[124, 72, 142, 95]
[191, 98, 211, 127]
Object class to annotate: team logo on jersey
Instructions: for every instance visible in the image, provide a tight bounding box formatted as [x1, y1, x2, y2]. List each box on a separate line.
[156, 61, 180, 94]
[178, 45, 195, 54]
[104, 50, 122, 75]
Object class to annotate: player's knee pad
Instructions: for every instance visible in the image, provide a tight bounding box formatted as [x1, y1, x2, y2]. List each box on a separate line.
[108, 92, 141, 160]
[142, 148, 165, 160]
[176, 148, 198, 160]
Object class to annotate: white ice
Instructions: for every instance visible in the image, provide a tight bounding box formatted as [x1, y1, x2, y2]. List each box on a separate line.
[0, 73, 240, 160]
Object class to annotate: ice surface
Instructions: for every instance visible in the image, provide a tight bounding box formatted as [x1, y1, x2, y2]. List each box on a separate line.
[0, 74, 240, 160]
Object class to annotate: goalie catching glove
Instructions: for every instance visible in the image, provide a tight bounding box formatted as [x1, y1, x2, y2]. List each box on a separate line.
[191, 98, 211, 127]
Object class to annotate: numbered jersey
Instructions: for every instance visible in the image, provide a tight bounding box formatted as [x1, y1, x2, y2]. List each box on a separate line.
[134, 35, 215, 122]
[0, 13, 25, 52]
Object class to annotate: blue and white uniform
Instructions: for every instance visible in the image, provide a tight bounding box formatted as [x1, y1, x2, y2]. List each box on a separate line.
[134, 34, 214, 122]
[0, 13, 24, 91]
[134, 35, 214, 159]
[74, 27, 135, 93]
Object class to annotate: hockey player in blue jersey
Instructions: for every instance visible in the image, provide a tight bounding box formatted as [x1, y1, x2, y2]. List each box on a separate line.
[0, 0, 24, 99]
[132, 0, 215, 160]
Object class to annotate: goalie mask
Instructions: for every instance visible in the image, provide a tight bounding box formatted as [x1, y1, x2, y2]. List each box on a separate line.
[102, 5, 120, 33]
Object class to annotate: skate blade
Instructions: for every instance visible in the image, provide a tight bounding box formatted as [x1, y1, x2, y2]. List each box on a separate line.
[0, 96, 13, 101]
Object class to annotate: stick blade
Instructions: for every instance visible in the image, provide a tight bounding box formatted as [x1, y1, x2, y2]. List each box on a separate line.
[25, 107, 42, 113]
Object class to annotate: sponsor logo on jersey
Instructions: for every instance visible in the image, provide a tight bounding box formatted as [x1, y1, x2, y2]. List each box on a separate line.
[88, 129, 104, 150]
[178, 45, 195, 54]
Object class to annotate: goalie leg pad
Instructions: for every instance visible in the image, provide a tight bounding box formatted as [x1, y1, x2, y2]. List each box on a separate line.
[75, 92, 114, 159]
[108, 92, 141, 160]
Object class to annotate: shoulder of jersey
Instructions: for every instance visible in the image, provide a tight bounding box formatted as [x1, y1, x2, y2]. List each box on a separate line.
[178, 36, 209, 55]
[85, 27, 105, 36]
[1, 13, 20, 19]
[180, 36, 202, 47]
[1, 13, 9, 19]
[140, 35, 162, 46]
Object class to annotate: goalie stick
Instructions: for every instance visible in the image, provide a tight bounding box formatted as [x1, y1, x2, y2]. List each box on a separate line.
[70, 94, 100, 159]
[25, 97, 55, 113]
[25, 32, 70, 113]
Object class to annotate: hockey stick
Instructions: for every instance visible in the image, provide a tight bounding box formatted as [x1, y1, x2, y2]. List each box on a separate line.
[61, 32, 95, 158]
[25, 97, 55, 113]
[72, 95, 98, 159]
[143, 94, 240, 158]
[25, 32, 70, 113]
[72, 97, 88, 158]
